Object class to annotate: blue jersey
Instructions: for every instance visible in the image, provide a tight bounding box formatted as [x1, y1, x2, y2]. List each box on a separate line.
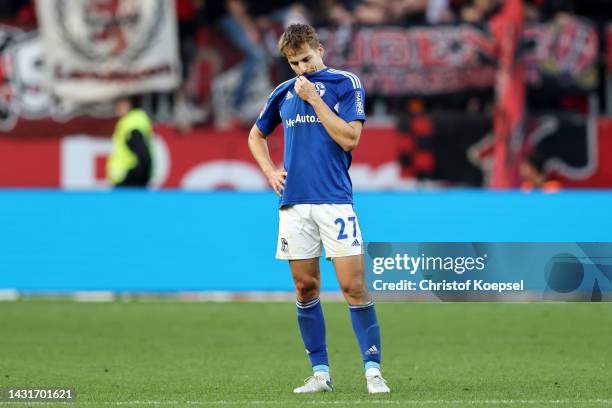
[256, 68, 366, 207]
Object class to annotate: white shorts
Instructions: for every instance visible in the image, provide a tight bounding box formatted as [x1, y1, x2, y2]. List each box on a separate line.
[276, 204, 364, 260]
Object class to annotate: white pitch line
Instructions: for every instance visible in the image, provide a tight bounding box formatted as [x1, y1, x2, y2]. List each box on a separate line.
[2, 400, 612, 406]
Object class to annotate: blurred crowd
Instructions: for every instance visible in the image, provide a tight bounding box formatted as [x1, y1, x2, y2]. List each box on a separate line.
[2, 0, 611, 27]
[174, 0, 612, 129]
[0, 0, 610, 129]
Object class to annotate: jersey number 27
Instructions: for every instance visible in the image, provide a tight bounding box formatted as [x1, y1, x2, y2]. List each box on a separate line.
[335, 216, 357, 240]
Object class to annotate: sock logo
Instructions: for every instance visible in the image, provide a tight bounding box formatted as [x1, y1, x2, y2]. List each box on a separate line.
[366, 345, 379, 355]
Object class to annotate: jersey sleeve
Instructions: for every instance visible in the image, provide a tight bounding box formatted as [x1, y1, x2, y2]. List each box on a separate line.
[337, 75, 366, 124]
[255, 83, 289, 135]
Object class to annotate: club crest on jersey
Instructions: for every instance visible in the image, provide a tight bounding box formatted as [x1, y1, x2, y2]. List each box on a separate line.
[315, 82, 326, 97]
[281, 238, 288, 252]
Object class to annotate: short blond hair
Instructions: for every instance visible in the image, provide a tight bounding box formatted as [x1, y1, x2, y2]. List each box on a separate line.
[278, 24, 320, 57]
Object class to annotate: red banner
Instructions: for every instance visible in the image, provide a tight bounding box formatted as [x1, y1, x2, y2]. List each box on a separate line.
[1, 118, 611, 189]
[317, 18, 598, 96]
[319, 25, 498, 96]
[490, 0, 524, 188]
[0, 122, 402, 189]
[523, 17, 599, 91]
[555, 117, 612, 188]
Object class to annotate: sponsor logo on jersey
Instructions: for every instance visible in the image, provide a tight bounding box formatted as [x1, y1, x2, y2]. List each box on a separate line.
[285, 113, 321, 128]
[355, 90, 364, 115]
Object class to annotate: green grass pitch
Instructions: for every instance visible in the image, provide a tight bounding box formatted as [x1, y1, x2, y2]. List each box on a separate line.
[0, 301, 611, 407]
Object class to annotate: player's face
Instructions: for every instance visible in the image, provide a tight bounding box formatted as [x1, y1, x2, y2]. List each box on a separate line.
[286, 44, 325, 76]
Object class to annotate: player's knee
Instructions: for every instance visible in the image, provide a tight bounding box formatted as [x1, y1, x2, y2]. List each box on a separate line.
[294, 279, 320, 301]
[340, 280, 367, 299]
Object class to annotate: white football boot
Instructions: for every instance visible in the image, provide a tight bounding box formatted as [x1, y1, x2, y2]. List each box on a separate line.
[365, 368, 390, 394]
[293, 372, 334, 393]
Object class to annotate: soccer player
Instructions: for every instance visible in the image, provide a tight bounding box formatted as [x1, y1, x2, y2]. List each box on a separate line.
[248, 23, 390, 394]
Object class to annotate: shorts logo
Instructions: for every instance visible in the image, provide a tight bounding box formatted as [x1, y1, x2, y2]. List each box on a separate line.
[281, 238, 288, 252]
[315, 82, 326, 97]
[355, 90, 364, 115]
[351, 239, 361, 247]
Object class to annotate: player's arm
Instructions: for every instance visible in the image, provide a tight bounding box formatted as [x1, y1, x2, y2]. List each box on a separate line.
[248, 124, 287, 196]
[294, 76, 362, 152]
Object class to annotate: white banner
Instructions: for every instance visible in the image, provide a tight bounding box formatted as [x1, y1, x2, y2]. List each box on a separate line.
[36, 0, 181, 104]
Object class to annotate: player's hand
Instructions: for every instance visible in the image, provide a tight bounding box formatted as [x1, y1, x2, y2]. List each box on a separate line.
[265, 168, 287, 197]
[294, 76, 319, 104]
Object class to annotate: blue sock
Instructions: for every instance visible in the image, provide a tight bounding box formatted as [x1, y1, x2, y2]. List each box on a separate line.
[349, 301, 381, 369]
[296, 298, 329, 371]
